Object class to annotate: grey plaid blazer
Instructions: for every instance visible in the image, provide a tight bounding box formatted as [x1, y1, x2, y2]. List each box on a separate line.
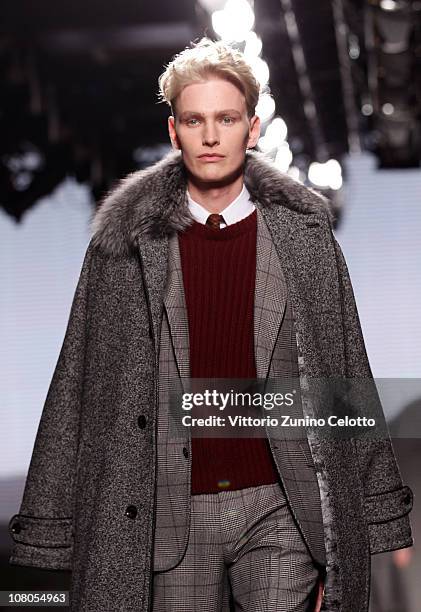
[153, 207, 326, 573]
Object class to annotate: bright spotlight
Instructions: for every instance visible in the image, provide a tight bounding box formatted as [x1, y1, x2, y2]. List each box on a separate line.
[382, 103, 395, 115]
[362, 103, 373, 116]
[244, 31, 263, 59]
[308, 159, 342, 190]
[258, 117, 288, 151]
[255, 93, 276, 123]
[380, 0, 398, 10]
[248, 56, 270, 87]
[197, 0, 226, 11]
[267, 117, 288, 142]
[274, 143, 293, 172]
[212, 0, 255, 42]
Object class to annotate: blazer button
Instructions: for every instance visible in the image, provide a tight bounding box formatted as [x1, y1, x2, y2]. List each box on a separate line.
[11, 521, 21, 534]
[137, 414, 147, 429]
[125, 505, 137, 519]
[183, 447, 189, 458]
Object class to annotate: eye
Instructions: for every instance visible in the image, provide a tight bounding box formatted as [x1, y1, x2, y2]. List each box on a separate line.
[186, 118, 200, 126]
[222, 116, 235, 124]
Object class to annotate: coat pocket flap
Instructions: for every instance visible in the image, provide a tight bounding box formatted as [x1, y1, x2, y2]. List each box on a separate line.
[8, 514, 73, 548]
[364, 485, 413, 524]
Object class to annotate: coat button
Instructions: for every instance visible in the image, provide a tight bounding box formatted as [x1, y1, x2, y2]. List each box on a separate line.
[11, 521, 21, 534]
[137, 415, 147, 429]
[183, 447, 189, 458]
[125, 505, 137, 519]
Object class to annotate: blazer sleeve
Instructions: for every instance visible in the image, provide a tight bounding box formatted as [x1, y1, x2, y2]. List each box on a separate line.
[8, 240, 96, 571]
[331, 232, 414, 554]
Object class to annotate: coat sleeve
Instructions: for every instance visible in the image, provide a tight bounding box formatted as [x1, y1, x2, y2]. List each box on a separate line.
[8, 240, 96, 571]
[331, 232, 414, 554]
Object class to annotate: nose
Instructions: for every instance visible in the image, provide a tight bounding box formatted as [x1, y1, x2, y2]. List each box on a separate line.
[202, 121, 220, 147]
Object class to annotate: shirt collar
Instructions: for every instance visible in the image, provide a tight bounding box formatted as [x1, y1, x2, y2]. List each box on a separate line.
[186, 184, 255, 226]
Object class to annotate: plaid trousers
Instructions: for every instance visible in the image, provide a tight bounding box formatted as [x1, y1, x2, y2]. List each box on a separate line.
[152, 482, 321, 611]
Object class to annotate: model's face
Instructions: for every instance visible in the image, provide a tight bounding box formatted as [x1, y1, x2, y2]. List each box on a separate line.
[168, 78, 260, 187]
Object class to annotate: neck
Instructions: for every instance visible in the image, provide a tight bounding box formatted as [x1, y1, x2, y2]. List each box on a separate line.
[187, 172, 244, 214]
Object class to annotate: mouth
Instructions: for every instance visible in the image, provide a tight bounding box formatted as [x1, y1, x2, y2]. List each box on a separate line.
[198, 154, 225, 162]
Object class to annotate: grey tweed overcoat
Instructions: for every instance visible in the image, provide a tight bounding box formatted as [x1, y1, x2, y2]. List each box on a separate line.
[9, 149, 414, 611]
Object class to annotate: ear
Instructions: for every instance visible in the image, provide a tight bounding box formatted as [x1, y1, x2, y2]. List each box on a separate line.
[168, 116, 181, 150]
[247, 115, 261, 149]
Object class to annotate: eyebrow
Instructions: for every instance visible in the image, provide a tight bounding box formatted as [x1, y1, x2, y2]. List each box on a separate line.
[178, 109, 242, 120]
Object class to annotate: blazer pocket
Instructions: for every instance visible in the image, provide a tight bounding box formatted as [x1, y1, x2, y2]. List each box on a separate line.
[363, 485, 413, 524]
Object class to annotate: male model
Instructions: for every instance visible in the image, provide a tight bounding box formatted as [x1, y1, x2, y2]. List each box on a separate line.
[9, 39, 413, 612]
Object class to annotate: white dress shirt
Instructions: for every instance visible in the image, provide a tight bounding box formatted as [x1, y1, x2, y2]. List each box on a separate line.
[186, 184, 255, 228]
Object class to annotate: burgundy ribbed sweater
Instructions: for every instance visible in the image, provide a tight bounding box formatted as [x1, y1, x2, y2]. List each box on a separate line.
[178, 209, 279, 494]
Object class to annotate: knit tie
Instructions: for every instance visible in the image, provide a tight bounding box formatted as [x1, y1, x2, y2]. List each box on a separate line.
[206, 214, 225, 229]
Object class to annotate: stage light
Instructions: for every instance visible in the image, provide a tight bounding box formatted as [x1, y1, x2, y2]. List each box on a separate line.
[274, 142, 293, 172]
[255, 93, 276, 123]
[212, 0, 255, 42]
[308, 159, 342, 190]
[269, 117, 288, 142]
[243, 31, 263, 59]
[13, 172, 33, 191]
[349, 34, 360, 60]
[258, 117, 288, 151]
[249, 56, 270, 87]
[382, 102, 395, 115]
[380, 0, 399, 10]
[362, 103, 374, 116]
[197, 0, 226, 11]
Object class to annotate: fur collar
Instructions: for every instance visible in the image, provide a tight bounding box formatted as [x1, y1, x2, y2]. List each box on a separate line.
[91, 148, 330, 257]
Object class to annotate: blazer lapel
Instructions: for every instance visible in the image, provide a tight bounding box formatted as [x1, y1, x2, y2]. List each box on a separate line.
[254, 208, 288, 379]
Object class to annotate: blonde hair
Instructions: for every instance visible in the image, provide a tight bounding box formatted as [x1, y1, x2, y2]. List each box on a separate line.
[158, 37, 261, 118]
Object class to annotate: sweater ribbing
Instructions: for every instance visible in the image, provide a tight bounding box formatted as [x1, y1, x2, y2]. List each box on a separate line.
[178, 210, 279, 494]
